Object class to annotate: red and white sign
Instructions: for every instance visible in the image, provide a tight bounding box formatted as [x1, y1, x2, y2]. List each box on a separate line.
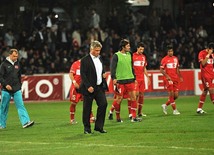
[21, 75, 63, 101]
[0, 70, 205, 101]
[194, 69, 204, 95]
[105, 70, 195, 96]
[146, 70, 194, 91]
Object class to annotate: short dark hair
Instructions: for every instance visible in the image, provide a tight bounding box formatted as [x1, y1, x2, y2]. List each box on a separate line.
[137, 42, 144, 48]
[119, 39, 129, 50]
[208, 42, 214, 49]
[166, 44, 173, 51]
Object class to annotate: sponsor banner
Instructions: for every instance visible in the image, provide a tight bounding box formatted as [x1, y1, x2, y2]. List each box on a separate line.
[105, 70, 194, 95]
[145, 70, 194, 91]
[63, 73, 116, 99]
[0, 70, 199, 101]
[144, 70, 195, 96]
[21, 75, 63, 101]
[63, 70, 195, 99]
[194, 69, 214, 95]
[64, 74, 72, 99]
[194, 69, 203, 95]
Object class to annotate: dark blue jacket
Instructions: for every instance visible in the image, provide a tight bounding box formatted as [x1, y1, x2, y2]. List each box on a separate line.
[0, 58, 22, 93]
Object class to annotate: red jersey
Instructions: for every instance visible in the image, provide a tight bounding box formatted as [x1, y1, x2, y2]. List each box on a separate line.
[160, 55, 179, 81]
[132, 52, 147, 80]
[198, 49, 214, 78]
[69, 60, 81, 84]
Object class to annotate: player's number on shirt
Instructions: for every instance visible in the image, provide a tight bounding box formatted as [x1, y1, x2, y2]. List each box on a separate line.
[205, 82, 209, 88]
[207, 59, 213, 64]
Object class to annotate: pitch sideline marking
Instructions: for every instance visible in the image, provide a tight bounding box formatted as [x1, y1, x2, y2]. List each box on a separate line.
[0, 141, 214, 152]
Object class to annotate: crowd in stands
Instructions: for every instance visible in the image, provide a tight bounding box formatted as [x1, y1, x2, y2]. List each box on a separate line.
[0, 6, 213, 74]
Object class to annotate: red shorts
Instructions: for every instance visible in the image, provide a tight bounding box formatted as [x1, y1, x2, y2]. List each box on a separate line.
[164, 79, 180, 92]
[136, 80, 145, 92]
[113, 90, 130, 99]
[123, 89, 129, 99]
[114, 82, 135, 97]
[201, 76, 214, 89]
[70, 84, 82, 103]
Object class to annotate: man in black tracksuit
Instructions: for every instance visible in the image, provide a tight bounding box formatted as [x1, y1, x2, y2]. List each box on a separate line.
[0, 49, 34, 129]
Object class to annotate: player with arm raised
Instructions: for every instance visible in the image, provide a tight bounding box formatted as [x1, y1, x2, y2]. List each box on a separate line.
[197, 42, 214, 114]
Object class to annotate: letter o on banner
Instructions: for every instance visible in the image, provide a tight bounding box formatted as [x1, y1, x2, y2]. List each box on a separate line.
[36, 80, 53, 98]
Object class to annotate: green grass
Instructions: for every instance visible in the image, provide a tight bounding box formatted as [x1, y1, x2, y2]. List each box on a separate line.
[0, 96, 214, 155]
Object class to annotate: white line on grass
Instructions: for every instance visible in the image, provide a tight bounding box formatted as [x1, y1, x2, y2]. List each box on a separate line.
[74, 143, 214, 151]
[0, 141, 214, 152]
[0, 141, 50, 145]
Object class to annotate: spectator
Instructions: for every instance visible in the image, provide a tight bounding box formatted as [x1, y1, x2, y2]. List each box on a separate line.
[160, 9, 175, 32]
[33, 28, 45, 50]
[18, 47, 28, 60]
[176, 10, 186, 29]
[148, 9, 160, 34]
[46, 12, 53, 28]
[4, 29, 15, 48]
[57, 26, 70, 51]
[72, 28, 81, 48]
[17, 30, 29, 49]
[89, 9, 100, 30]
[33, 11, 46, 31]
[196, 25, 208, 38]
[0, 4, 213, 74]
[45, 27, 57, 55]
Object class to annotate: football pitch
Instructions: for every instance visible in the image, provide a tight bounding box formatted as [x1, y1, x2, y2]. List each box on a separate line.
[0, 95, 214, 155]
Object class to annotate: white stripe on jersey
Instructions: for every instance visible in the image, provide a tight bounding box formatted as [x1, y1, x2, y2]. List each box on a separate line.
[76, 69, 80, 75]
[166, 63, 177, 68]
[133, 61, 145, 66]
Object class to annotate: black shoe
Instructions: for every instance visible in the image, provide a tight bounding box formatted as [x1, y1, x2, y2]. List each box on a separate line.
[108, 113, 113, 120]
[84, 130, 92, 134]
[131, 117, 142, 122]
[116, 119, 123, 123]
[138, 113, 147, 117]
[94, 129, 107, 133]
[23, 121, 34, 128]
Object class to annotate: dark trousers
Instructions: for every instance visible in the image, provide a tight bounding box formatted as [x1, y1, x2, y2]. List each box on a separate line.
[82, 86, 107, 132]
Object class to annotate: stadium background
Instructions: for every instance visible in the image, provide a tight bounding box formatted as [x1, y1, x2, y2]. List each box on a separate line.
[0, 0, 213, 101]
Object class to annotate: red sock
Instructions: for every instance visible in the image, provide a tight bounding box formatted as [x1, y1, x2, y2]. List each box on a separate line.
[114, 103, 121, 120]
[198, 94, 206, 108]
[138, 103, 142, 115]
[138, 96, 144, 114]
[171, 102, 176, 110]
[70, 103, 76, 120]
[131, 100, 137, 118]
[90, 111, 94, 118]
[110, 100, 117, 113]
[127, 100, 132, 115]
[210, 93, 214, 103]
[166, 99, 170, 106]
[168, 95, 176, 110]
